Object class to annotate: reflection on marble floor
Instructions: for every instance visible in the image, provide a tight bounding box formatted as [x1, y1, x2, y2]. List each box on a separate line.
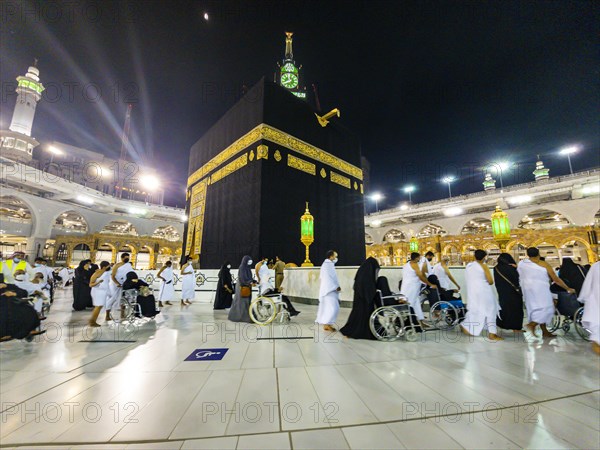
[1, 289, 598, 449]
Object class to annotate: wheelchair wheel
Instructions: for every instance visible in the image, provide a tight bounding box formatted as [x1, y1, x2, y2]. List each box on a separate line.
[370, 306, 403, 341]
[547, 310, 561, 333]
[249, 296, 277, 325]
[429, 301, 458, 329]
[109, 300, 133, 322]
[574, 307, 591, 341]
[562, 321, 571, 333]
[404, 328, 418, 342]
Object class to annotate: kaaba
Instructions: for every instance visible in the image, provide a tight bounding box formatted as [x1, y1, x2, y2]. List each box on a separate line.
[182, 78, 366, 268]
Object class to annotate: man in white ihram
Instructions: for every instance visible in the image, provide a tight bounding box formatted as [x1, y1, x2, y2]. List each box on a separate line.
[579, 261, 599, 355]
[316, 250, 341, 332]
[518, 247, 575, 338]
[106, 252, 134, 322]
[460, 249, 502, 341]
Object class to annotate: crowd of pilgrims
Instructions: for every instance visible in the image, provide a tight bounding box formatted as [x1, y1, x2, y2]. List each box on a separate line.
[1, 247, 598, 355]
[309, 248, 599, 355]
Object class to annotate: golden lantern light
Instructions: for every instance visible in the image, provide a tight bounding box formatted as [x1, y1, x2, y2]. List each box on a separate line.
[409, 236, 419, 252]
[491, 205, 511, 250]
[300, 202, 314, 267]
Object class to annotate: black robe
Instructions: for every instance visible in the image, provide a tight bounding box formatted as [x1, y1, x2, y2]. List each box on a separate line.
[214, 263, 234, 309]
[559, 259, 587, 295]
[494, 254, 523, 330]
[1, 283, 41, 340]
[123, 272, 160, 318]
[72, 263, 93, 311]
[340, 257, 380, 340]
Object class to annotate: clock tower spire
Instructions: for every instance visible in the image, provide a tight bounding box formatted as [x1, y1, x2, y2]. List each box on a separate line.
[277, 32, 306, 99]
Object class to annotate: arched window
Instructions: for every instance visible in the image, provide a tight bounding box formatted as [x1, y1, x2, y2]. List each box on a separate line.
[72, 243, 91, 265]
[0, 196, 32, 223]
[383, 229, 407, 243]
[56, 243, 68, 263]
[518, 210, 570, 230]
[152, 225, 181, 242]
[54, 211, 88, 233]
[100, 220, 139, 236]
[461, 218, 492, 235]
[417, 223, 447, 238]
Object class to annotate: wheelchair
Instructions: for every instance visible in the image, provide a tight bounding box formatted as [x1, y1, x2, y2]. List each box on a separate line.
[369, 290, 420, 342]
[417, 275, 466, 330]
[548, 293, 590, 340]
[109, 289, 142, 323]
[249, 289, 290, 326]
[421, 286, 466, 330]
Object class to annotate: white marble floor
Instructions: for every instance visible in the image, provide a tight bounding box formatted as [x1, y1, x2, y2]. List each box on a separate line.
[1, 288, 598, 449]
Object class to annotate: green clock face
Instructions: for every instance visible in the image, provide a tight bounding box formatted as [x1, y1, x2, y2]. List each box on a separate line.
[281, 72, 298, 89]
[282, 62, 297, 74]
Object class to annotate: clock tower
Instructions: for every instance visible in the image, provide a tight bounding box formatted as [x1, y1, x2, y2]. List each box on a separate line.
[277, 32, 306, 99]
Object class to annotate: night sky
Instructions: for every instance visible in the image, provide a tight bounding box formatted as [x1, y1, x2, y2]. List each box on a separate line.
[1, 0, 598, 209]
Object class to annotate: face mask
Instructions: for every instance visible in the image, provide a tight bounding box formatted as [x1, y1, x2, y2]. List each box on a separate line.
[227, 265, 231, 269]
[332, 258, 338, 264]
[13, 258, 21, 263]
[248, 260, 253, 265]
[14, 275, 24, 281]
[35, 263, 41, 267]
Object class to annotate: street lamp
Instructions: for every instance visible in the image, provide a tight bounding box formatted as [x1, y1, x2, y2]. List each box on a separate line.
[370, 192, 384, 212]
[403, 185, 415, 203]
[496, 161, 511, 189]
[442, 176, 456, 198]
[559, 145, 579, 174]
[47, 145, 63, 163]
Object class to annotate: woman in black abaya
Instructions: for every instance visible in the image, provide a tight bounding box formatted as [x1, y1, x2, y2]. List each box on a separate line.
[1, 275, 44, 341]
[214, 262, 234, 310]
[122, 271, 160, 318]
[494, 253, 524, 331]
[72, 260, 93, 311]
[340, 257, 380, 340]
[559, 258, 587, 295]
[228, 255, 255, 322]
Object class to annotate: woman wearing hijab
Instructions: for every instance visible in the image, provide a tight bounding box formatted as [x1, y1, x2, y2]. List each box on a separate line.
[72, 260, 93, 311]
[1, 274, 45, 341]
[122, 271, 160, 318]
[375, 276, 393, 298]
[559, 258, 587, 295]
[494, 253, 524, 332]
[228, 255, 255, 322]
[340, 257, 380, 340]
[214, 262, 234, 310]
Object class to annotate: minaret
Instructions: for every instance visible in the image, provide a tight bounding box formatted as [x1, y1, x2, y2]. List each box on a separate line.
[277, 32, 307, 99]
[0, 60, 44, 163]
[10, 60, 44, 136]
[533, 156, 550, 182]
[482, 173, 496, 191]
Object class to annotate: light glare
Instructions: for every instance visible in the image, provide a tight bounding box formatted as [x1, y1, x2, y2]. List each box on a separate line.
[508, 195, 533, 205]
[76, 195, 94, 205]
[560, 145, 579, 155]
[140, 174, 160, 191]
[444, 207, 463, 217]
